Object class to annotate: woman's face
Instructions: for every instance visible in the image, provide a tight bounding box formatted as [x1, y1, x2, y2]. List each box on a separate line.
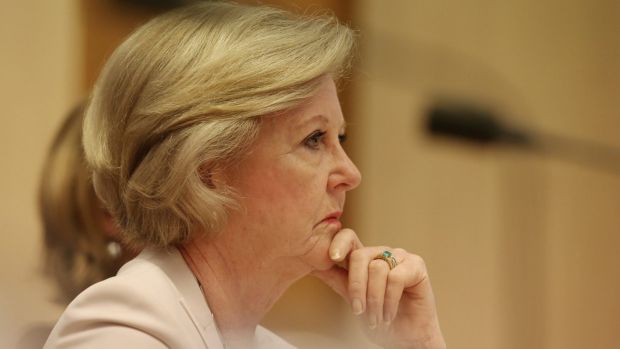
[224, 76, 361, 271]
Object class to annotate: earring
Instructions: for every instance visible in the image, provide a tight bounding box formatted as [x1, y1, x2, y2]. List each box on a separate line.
[106, 241, 122, 258]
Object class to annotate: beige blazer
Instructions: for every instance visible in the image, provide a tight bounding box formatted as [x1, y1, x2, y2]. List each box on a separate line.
[43, 247, 296, 349]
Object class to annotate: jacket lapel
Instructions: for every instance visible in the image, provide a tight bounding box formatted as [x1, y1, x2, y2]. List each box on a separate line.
[143, 247, 225, 349]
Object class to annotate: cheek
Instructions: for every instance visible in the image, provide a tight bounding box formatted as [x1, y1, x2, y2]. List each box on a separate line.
[239, 165, 322, 222]
[255, 157, 323, 200]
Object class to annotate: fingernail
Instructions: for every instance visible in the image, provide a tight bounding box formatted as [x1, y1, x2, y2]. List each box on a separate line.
[383, 319, 391, 327]
[384, 313, 392, 324]
[352, 298, 363, 315]
[331, 250, 341, 260]
[369, 316, 377, 330]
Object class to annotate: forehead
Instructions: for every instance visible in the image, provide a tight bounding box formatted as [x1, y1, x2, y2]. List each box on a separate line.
[266, 78, 344, 132]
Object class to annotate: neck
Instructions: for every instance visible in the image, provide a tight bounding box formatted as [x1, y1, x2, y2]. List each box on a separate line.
[179, 232, 309, 347]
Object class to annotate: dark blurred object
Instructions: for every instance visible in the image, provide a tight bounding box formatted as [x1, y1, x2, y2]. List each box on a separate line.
[425, 101, 620, 175]
[427, 103, 531, 145]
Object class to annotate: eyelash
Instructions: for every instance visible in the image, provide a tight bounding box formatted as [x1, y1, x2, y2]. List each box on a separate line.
[303, 130, 347, 150]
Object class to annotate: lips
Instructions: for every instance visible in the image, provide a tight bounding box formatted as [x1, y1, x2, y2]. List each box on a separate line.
[320, 211, 343, 227]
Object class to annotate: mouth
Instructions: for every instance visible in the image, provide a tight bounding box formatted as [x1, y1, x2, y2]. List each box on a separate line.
[318, 211, 343, 229]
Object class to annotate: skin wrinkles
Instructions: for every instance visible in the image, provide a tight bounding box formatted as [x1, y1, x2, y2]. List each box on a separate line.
[289, 115, 348, 261]
[225, 78, 355, 270]
[180, 76, 362, 344]
[180, 76, 445, 348]
[285, 117, 349, 264]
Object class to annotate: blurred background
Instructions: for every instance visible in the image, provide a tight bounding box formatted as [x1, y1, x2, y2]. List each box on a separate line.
[1, 0, 619, 348]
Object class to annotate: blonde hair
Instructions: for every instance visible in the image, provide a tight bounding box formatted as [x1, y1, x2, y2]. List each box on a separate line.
[40, 104, 131, 303]
[83, 1, 356, 248]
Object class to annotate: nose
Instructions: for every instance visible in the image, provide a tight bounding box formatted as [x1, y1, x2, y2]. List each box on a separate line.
[329, 145, 362, 192]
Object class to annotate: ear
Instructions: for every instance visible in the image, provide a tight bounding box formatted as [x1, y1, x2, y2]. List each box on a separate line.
[198, 164, 216, 189]
[100, 207, 122, 239]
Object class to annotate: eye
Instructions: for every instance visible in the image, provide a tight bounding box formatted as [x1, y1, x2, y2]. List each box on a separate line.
[303, 130, 326, 150]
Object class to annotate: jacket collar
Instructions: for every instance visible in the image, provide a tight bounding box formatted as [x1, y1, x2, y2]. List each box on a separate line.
[137, 247, 225, 349]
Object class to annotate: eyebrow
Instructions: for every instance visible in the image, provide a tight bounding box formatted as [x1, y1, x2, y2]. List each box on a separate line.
[297, 114, 347, 131]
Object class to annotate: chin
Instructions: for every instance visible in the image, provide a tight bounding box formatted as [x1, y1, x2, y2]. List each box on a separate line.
[299, 227, 338, 271]
[313, 257, 337, 271]
[304, 246, 337, 271]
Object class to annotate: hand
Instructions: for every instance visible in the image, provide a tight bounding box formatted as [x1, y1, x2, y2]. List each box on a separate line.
[312, 229, 446, 349]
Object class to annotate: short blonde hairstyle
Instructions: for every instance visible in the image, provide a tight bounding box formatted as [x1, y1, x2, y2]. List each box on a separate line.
[84, 1, 356, 248]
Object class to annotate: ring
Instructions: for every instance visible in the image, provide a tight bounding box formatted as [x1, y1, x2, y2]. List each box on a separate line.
[374, 250, 398, 270]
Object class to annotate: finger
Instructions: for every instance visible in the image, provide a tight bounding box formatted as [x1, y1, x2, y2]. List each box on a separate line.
[311, 266, 349, 299]
[328, 228, 363, 263]
[366, 259, 389, 329]
[388, 251, 439, 325]
[347, 246, 389, 316]
[383, 268, 405, 324]
[311, 229, 367, 301]
[400, 253, 430, 291]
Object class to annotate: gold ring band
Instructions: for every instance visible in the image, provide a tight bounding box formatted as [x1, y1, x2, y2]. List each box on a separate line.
[374, 250, 398, 270]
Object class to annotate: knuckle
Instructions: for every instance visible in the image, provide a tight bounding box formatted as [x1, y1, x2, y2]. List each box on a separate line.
[387, 271, 405, 286]
[392, 247, 407, 255]
[367, 294, 383, 306]
[349, 249, 365, 262]
[410, 254, 427, 269]
[382, 293, 398, 307]
[369, 260, 387, 272]
[408, 255, 430, 282]
[348, 280, 364, 294]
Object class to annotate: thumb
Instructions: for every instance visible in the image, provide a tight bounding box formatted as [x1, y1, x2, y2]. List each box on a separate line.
[311, 266, 350, 301]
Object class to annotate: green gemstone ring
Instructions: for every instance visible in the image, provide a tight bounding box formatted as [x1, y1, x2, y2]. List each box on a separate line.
[375, 250, 398, 270]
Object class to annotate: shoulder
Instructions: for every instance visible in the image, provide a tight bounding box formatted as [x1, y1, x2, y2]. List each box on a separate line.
[67, 254, 183, 321]
[44, 248, 212, 349]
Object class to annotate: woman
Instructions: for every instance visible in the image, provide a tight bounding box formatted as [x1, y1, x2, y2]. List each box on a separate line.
[39, 103, 136, 304]
[19, 103, 138, 349]
[44, 2, 445, 348]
